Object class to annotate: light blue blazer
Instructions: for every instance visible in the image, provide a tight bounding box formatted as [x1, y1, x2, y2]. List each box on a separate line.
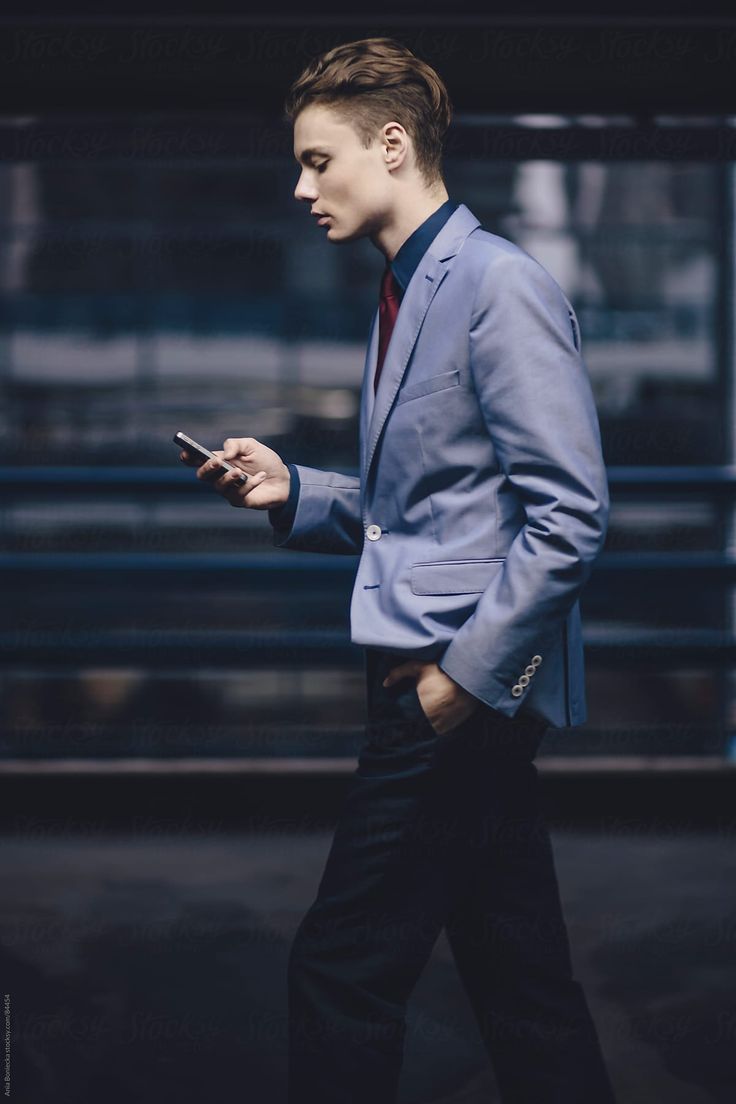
[273, 202, 609, 729]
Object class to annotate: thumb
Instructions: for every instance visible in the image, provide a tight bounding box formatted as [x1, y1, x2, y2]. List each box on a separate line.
[382, 662, 421, 687]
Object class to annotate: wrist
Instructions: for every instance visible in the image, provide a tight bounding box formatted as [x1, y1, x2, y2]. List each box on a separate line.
[276, 462, 291, 506]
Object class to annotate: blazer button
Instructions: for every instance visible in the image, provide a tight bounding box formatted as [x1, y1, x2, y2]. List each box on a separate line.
[519, 674, 530, 687]
[531, 655, 542, 666]
[511, 684, 523, 697]
[524, 665, 536, 677]
[366, 524, 382, 541]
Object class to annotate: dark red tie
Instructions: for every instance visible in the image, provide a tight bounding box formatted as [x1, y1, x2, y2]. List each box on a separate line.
[374, 262, 401, 394]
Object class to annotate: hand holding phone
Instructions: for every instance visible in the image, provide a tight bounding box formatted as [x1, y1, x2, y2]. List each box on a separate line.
[173, 431, 291, 511]
[173, 431, 248, 484]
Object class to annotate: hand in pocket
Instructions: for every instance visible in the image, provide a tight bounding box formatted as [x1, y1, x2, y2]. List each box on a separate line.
[383, 661, 480, 736]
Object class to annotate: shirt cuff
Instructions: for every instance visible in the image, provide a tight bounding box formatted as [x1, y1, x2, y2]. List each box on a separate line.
[268, 462, 300, 530]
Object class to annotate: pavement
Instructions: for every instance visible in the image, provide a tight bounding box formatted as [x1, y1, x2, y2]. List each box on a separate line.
[1, 811, 735, 1103]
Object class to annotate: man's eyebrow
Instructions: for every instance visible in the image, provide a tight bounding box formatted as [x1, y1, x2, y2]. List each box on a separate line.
[295, 147, 332, 164]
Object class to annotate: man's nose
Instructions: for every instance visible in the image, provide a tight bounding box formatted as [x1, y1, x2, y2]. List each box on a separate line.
[294, 171, 317, 203]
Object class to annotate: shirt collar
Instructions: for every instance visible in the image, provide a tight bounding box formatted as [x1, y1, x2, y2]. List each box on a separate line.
[390, 198, 460, 295]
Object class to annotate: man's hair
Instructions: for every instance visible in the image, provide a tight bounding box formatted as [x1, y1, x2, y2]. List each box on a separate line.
[284, 36, 453, 189]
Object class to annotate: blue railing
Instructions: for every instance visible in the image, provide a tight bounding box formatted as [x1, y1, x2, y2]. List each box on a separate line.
[2, 464, 735, 661]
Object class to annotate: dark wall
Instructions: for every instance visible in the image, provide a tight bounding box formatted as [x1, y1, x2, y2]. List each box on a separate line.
[1, 6, 735, 115]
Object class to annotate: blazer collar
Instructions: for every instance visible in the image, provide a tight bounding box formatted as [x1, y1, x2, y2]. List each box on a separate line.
[360, 202, 482, 482]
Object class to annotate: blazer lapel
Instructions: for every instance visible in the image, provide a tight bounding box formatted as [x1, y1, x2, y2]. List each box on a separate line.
[362, 203, 481, 482]
[359, 306, 380, 478]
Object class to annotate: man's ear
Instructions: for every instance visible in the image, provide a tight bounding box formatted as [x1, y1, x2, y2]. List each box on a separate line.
[382, 121, 408, 170]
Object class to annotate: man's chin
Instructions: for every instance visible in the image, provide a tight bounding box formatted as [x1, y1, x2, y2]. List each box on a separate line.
[326, 221, 361, 243]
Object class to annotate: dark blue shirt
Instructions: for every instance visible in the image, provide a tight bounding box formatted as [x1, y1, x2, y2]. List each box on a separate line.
[268, 198, 460, 534]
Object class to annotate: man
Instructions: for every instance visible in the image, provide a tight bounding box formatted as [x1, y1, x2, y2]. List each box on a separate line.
[180, 36, 617, 1104]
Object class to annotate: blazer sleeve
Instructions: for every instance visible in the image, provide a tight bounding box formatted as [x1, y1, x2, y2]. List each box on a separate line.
[437, 250, 610, 718]
[268, 462, 301, 531]
[269, 463, 363, 555]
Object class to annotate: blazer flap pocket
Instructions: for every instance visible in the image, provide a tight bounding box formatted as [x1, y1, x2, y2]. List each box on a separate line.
[410, 557, 505, 595]
[396, 368, 460, 405]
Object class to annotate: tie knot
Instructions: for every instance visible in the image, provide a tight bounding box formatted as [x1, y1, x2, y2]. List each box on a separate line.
[380, 264, 400, 303]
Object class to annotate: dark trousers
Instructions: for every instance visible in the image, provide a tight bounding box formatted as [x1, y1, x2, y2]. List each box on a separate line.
[287, 648, 617, 1103]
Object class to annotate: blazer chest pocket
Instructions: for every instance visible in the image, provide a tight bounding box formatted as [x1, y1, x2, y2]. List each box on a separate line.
[410, 557, 505, 595]
[395, 368, 460, 406]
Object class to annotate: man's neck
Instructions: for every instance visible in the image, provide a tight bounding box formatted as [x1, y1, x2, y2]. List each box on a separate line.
[371, 188, 450, 263]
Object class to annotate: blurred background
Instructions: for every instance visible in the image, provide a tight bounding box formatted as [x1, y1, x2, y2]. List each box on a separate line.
[1, 4, 736, 1103]
[2, 110, 735, 766]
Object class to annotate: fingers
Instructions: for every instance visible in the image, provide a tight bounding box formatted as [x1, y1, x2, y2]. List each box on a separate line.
[214, 466, 268, 506]
[222, 437, 254, 460]
[195, 451, 247, 486]
[382, 662, 423, 687]
[222, 472, 268, 507]
[195, 456, 231, 483]
[179, 449, 202, 467]
[178, 449, 225, 474]
[182, 449, 268, 506]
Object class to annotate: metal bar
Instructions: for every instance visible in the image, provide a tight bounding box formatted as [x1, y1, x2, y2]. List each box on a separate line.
[0, 755, 732, 776]
[0, 551, 735, 577]
[2, 628, 736, 667]
[1, 124, 736, 163]
[2, 465, 736, 493]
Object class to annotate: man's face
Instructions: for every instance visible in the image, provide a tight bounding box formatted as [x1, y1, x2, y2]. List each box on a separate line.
[293, 103, 397, 242]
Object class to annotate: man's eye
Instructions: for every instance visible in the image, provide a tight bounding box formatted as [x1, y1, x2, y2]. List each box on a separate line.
[316, 162, 328, 173]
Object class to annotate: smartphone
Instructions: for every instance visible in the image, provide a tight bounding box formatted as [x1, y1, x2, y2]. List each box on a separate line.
[173, 431, 248, 485]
